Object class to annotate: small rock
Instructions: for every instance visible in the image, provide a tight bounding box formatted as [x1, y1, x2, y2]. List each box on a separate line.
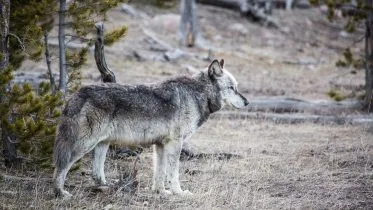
[281, 27, 291, 34]
[164, 49, 184, 61]
[228, 23, 248, 35]
[339, 31, 351, 38]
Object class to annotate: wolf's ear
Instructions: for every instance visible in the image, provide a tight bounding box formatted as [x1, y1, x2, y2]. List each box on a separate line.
[219, 59, 224, 68]
[208, 60, 223, 79]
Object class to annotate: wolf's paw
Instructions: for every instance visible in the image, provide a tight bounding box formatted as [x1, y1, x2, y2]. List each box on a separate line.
[152, 188, 172, 196]
[55, 189, 73, 199]
[174, 189, 193, 197]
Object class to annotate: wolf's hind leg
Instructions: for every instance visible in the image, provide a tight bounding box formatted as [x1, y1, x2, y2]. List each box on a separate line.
[53, 133, 75, 198]
[92, 141, 110, 186]
[54, 145, 88, 198]
[54, 161, 74, 198]
[54, 142, 99, 198]
[152, 144, 171, 195]
[54, 132, 101, 198]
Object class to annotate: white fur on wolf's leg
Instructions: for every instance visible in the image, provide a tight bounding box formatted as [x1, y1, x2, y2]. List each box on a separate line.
[152, 144, 170, 195]
[92, 142, 110, 186]
[54, 168, 72, 199]
[165, 140, 193, 197]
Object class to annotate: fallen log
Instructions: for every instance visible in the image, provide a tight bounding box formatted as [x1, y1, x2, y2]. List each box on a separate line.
[213, 111, 373, 125]
[243, 97, 364, 115]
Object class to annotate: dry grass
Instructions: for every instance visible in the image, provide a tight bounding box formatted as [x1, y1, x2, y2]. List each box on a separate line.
[1, 117, 372, 209]
[3, 3, 373, 209]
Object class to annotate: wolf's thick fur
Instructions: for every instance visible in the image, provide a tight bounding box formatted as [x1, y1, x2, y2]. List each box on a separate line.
[53, 59, 249, 198]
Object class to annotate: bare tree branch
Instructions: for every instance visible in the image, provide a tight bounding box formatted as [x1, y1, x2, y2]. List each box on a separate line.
[7, 32, 25, 53]
[44, 32, 56, 94]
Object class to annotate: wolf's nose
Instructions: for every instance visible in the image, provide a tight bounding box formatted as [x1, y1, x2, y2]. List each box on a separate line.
[244, 100, 249, 106]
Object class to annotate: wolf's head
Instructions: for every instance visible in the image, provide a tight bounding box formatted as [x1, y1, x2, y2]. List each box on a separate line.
[205, 59, 249, 110]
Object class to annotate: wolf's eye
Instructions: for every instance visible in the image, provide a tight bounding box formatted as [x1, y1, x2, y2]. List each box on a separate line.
[229, 86, 234, 90]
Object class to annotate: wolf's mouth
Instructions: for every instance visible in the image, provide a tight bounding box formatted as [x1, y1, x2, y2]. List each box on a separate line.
[231, 103, 242, 109]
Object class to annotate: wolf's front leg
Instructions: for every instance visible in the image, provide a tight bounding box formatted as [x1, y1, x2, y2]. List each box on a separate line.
[152, 144, 171, 195]
[165, 140, 193, 196]
[92, 142, 110, 186]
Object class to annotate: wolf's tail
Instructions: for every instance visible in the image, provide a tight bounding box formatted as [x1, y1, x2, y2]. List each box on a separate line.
[53, 119, 77, 168]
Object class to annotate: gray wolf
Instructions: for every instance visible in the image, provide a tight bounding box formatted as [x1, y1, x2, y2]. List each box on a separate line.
[53, 59, 249, 198]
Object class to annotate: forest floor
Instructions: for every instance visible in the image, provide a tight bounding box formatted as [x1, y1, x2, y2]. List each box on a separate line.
[1, 2, 372, 209]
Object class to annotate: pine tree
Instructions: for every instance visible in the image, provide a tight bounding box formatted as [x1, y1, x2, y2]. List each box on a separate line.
[0, 0, 127, 168]
[311, 0, 373, 110]
[1, 0, 57, 168]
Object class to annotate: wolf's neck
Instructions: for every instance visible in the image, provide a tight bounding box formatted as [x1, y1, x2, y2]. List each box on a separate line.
[187, 78, 220, 127]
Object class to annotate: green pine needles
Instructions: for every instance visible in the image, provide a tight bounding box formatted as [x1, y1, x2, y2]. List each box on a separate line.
[0, 0, 127, 169]
[0, 68, 63, 168]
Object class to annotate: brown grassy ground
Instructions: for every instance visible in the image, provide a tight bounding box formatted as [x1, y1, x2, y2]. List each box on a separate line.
[1, 3, 373, 210]
[1, 119, 372, 209]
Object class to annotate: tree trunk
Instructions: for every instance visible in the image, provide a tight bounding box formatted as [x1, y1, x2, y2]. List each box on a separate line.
[58, 0, 67, 93]
[179, 0, 199, 47]
[44, 32, 56, 94]
[2, 117, 19, 168]
[0, 0, 9, 70]
[0, 0, 20, 168]
[365, 0, 373, 112]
